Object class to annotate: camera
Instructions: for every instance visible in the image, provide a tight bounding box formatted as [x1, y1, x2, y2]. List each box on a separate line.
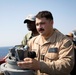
[8, 45, 36, 61]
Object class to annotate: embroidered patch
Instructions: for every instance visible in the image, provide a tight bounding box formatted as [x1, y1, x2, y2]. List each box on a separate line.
[48, 48, 58, 53]
[64, 40, 72, 48]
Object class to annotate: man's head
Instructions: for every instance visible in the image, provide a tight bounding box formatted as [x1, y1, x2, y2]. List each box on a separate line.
[24, 15, 36, 31]
[66, 33, 74, 40]
[35, 11, 54, 38]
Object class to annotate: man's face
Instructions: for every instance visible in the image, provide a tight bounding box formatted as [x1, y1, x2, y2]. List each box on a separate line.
[27, 21, 36, 31]
[35, 18, 53, 37]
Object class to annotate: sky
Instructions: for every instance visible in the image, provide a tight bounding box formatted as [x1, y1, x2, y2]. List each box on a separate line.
[0, 0, 76, 47]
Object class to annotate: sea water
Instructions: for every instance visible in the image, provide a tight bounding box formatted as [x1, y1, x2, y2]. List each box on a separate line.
[0, 46, 13, 58]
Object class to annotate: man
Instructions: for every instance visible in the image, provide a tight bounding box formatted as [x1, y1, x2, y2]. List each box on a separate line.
[17, 11, 74, 75]
[21, 14, 39, 47]
[3, 15, 39, 60]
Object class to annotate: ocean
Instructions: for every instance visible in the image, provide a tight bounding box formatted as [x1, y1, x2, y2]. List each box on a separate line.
[0, 46, 13, 58]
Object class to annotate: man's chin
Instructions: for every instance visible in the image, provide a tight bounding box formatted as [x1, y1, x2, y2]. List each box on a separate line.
[40, 33, 44, 36]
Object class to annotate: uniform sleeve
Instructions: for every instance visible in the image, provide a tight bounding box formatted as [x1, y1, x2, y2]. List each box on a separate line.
[21, 32, 33, 47]
[39, 39, 74, 75]
[27, 36, 37, 51]
[21, 35, 27, 46]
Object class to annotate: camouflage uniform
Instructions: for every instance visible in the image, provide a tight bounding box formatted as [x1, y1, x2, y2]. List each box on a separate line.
[21, 31, 34, 46]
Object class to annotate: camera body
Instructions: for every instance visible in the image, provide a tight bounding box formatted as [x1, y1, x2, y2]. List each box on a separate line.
[8, 45, 36, 61]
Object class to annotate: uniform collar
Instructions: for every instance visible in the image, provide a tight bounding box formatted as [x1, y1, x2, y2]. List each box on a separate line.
[35, 29, 58, 45]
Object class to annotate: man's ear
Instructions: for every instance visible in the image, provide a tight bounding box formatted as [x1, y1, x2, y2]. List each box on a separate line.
[51, 20, 54, 25]
[50, 20, 53, 27]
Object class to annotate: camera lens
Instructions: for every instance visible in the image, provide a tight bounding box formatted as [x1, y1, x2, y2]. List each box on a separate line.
[28, 51, 36, 59]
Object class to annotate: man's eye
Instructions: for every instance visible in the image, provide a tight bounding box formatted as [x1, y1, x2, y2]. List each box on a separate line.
[40, 22, 45, 25]
[36, 22, 45, 26]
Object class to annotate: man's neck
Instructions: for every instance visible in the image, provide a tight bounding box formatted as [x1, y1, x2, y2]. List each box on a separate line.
[43, 29, 54, 40]
[32, 31, 39, 36]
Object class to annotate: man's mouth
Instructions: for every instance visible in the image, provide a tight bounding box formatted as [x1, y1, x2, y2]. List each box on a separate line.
[39, 28, 44, 32]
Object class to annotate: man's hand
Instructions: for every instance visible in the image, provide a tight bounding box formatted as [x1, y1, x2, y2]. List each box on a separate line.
[17, 57, 40, 70]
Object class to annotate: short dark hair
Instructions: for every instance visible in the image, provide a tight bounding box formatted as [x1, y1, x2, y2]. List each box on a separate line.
[35, 10, 53, 20]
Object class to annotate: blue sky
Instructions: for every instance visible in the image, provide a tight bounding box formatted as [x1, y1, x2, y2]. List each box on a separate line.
[0, 0, 76, 47]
